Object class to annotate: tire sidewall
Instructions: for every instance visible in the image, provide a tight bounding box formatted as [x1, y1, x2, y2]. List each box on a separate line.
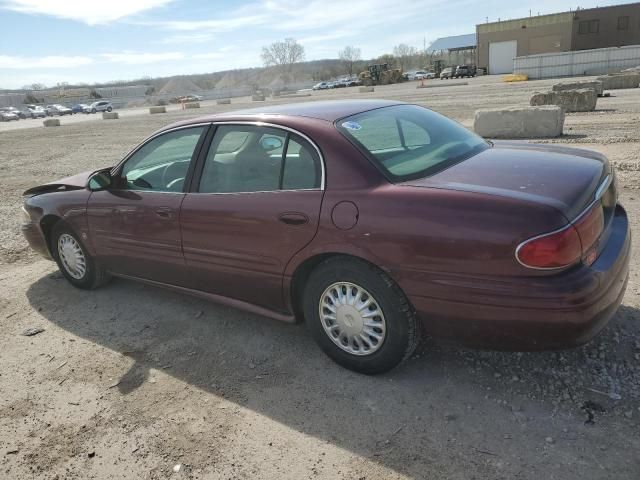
[51, 223, 98, 289]
[303, 259, 415, 374]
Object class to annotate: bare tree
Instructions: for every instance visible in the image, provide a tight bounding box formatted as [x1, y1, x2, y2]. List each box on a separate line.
[338, 45, 361, 76]
[261, 38, 305, 74]
[22, 83, 46, 91]
[392, 44, 418, 71]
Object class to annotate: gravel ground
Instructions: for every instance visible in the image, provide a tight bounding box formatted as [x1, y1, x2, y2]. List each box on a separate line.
[0, 75, 639, 479]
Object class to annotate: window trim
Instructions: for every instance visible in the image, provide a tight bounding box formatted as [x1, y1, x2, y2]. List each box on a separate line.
[617, 15, 629, 30]
[189, 121, 326, 194]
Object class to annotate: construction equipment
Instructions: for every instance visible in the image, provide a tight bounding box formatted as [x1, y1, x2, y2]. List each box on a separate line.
[359, 64, 405, 86]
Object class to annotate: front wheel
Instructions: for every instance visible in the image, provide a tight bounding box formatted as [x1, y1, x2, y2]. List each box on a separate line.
[51, 223, 110, 290]
[303, 257, 421, 374]
[106, 106, 112, 112]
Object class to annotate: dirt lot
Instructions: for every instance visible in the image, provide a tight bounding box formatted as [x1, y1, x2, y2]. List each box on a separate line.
[1, 75, 639, 479]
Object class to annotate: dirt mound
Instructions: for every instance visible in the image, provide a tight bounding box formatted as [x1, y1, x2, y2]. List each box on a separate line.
[158, 77, 203, 95]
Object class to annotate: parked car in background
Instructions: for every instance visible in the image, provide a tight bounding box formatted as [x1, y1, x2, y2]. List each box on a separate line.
[72, 104, 90, 114]
[21, 100, 629, 374]
[454, 65, 477, 78]
[439, 67, 454, 79]
[87, 101, 113, 113]
[0, 108, 19, 121]
[312, 82, 329, 90]
[418, 71, 436, 79]
[4, 106, 26, 119]
[26, 105, 47, 118]
[45, 104, 73, 116]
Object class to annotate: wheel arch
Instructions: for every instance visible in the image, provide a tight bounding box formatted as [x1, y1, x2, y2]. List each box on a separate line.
[288, 252, 409, 323]
[40, 214, 63, 255]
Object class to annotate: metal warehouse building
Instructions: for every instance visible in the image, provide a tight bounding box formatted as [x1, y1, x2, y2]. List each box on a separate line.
[477, 2, 640, 74]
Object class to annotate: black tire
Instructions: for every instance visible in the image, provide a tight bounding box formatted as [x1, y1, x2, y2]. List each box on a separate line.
[50, 222, 110, 290]
[303, 257, 421, 374]
[106, 106, 112, 112]
[91, 108, 96, 114]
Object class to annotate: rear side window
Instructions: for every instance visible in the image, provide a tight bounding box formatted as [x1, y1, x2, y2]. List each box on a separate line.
[337, 105, 488, 181]
[199, 125, 321, 193]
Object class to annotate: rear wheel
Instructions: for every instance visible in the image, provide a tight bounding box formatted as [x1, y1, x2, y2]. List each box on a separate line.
[303, 257, 420, 374]
[106, 106, 112, 112]
[51, 223, 110, 290]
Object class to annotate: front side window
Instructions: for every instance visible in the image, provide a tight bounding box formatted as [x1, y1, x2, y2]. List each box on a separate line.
[589, 19, 599, 33]
[337, 105, 487, 181]
[120, 127, 205, 192]
[199, 125, 321, 193]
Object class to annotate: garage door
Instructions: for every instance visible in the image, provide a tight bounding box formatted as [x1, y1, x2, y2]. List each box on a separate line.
[489, 40, 517, 74]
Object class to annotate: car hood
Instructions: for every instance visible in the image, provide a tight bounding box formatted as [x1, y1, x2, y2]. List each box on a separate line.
[23, 170, 94, 195]
[403, 142, 609, 219]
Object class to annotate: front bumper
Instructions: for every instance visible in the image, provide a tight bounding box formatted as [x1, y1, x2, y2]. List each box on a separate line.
[21, 221, 52, 260]
[405, 205, 631, 350]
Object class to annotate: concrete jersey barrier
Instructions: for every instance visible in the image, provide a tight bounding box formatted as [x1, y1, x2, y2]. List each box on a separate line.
[596, 73, 640, 90]
[474, 106, 565, 139]
[530, 89, 597, 112]
[552, 80, 603, 96]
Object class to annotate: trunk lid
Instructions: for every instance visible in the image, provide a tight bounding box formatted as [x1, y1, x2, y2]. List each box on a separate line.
[403, 142, 610, 220]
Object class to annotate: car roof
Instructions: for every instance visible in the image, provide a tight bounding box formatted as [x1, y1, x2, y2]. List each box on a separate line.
[164, 100, 405, 132]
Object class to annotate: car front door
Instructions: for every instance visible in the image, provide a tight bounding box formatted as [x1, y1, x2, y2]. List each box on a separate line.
[87, 125, 208, 286]
[180, 124, 324, 312]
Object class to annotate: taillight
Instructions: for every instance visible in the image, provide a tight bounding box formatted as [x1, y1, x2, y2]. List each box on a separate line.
[516, 225, 582, 269]
[517, 203, 605, 270]
[574, 203, 604, 256]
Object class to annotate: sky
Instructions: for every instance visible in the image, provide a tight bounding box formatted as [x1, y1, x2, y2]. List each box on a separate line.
[0, 0, 635, 89]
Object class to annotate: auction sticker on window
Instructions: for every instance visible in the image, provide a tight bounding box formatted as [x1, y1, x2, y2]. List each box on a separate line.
[341, 121, 362, 130]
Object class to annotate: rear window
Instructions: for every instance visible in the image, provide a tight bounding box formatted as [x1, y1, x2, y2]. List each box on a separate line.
[337, 104, 488, 181]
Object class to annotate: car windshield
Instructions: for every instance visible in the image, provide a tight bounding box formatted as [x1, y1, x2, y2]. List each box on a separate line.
[337, 104, 488, 181]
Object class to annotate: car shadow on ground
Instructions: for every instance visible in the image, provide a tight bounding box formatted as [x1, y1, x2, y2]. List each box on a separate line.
[26, 272, 640, 479]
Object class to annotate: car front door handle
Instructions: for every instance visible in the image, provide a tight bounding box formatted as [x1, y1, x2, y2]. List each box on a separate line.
[278, 212, 308, 226]
[155, 207, 174, 219]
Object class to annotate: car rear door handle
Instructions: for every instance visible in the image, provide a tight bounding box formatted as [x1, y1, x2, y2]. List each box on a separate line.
[155, 207, 174, 219]
[278, 212, 308, 226]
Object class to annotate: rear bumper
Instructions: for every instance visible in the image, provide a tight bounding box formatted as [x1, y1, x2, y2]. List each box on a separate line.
[405, 205, 631, 350]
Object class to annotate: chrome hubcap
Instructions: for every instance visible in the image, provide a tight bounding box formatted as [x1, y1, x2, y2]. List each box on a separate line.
[57, 234, 86, 280]
[319, 282, 386, 356]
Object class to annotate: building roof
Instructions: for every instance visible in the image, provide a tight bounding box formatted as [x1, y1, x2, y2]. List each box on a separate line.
[427, 34, 476, 53]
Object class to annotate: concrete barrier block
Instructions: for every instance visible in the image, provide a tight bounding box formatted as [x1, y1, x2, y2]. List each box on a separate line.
[474, 106, 564, 139]
[596, 73, 640, 90]
[149, 106, 166, 114]
[43, 118, 60, 127]
[216, 98, 231, 105]
[252, 94, 265, 101]
[530, 89, 597, 112]
[184, 102, 200, 109]
[102, 112, 119, 119]
[552, 80, 603, 96]
[359, 86, 375, 93]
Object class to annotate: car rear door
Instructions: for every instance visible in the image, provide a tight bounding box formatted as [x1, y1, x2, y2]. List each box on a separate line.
[180, 123, 324, 312]
[87, 125, 209, 286]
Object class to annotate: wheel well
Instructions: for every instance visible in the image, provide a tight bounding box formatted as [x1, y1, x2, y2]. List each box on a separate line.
[289, 253, 391, 323]
[40, 214, 62, 254]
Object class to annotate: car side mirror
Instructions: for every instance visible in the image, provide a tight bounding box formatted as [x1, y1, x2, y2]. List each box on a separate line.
[88, 170, 112, 191]
[260, 136, 283, 152]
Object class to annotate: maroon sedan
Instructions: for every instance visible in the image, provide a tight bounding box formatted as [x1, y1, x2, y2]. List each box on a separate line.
[21, 100, 630, 373]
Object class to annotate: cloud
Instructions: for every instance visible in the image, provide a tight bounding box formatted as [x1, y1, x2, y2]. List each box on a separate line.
[0, 55, 94, 69]
[158, 33, 215, 45]
[145, 14, 266, 32]
[100, 51, 185, 64]
[0, 0, 173, 25]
